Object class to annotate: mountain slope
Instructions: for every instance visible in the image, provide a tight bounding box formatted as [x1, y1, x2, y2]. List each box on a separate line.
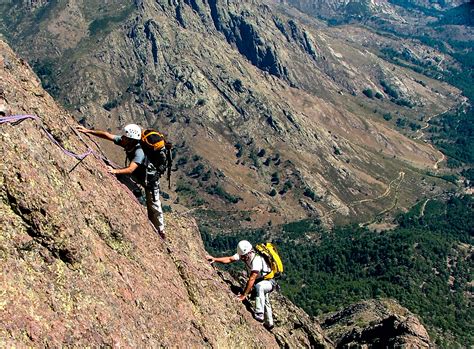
[1, 37, 438, 348]
[0, 0, 462, 227]
[0, 38, 281, 347]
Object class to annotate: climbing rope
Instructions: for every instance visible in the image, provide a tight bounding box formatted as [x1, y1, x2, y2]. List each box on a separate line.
[1, 114, 94, 160]
[1, 113, 163, 231]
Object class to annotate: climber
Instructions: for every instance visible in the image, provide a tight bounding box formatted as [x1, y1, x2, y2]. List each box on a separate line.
[76, 124, 165, 239]
[206, 240, 275, 330]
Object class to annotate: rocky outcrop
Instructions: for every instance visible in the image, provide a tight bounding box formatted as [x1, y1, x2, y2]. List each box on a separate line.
[1, 38, 279, 348]
[274, 18, 318, 60]
[204, 0, 289, 79]
[211, 270, 436, 348]
[320, 299, 432, 348]
[219, 12, 287, 79]
[271, 293, 333, 348]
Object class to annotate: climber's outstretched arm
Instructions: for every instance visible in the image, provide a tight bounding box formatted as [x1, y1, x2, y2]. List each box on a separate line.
[206, 255, 237, 264]
[77, 125, 115, 141]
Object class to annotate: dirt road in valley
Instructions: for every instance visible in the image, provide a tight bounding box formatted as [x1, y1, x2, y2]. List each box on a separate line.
[323, 171, 405, 220]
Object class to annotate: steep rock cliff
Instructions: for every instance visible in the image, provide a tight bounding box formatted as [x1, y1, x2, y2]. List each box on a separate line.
[0, 38, 280, 348]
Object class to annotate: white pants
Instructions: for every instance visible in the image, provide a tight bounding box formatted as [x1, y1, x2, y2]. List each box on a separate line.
[254, 280, 273, 326]
[145, 180, 164, 232]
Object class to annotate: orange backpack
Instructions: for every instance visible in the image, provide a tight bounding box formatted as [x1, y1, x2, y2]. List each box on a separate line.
[141, 129, 173, 188]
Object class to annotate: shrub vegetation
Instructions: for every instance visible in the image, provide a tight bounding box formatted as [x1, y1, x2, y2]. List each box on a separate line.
[201, 196, 473, 346]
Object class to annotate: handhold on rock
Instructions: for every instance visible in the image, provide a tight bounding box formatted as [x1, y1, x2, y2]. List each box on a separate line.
[0, 102, 7, 116]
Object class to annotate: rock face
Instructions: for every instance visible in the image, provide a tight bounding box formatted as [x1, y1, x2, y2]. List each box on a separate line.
[271, 293, 333, 348]
[320, 299, 432, 348]
[0, 38, 279, 348]
[0, 38, 434, 348]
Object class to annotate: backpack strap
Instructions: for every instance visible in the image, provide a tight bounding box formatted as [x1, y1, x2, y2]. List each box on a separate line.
[165, 142, 173, 189]
[253, 252, 272, 284]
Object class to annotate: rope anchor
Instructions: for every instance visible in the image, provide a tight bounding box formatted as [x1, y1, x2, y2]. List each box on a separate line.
[1, 114, 94, 163]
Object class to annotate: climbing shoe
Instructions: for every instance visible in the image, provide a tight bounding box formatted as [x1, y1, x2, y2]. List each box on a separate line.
[254, 313, 264, 322]
[264, 323, 274, 331]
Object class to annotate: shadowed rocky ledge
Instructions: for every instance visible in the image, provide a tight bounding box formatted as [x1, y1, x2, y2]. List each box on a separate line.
[1, 39, 433, 348]
[320, 299, 432, 348]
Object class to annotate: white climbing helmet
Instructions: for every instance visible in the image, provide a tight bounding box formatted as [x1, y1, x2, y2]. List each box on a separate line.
[123, 123, 142, 140]
[237, 240, 253, 256]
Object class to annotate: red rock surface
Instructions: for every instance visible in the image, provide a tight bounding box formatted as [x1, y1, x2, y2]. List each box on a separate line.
[0, 39, 278, 347]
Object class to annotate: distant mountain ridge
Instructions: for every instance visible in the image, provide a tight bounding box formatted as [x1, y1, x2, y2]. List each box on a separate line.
[280, 0, 470, 18]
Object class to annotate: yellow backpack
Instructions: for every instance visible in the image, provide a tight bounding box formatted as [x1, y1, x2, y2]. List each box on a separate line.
[255, 243, 284, 280]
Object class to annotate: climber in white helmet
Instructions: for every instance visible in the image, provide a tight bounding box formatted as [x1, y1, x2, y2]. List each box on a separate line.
[206, 240, 275, 330]
[76, 123, 166, 239]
